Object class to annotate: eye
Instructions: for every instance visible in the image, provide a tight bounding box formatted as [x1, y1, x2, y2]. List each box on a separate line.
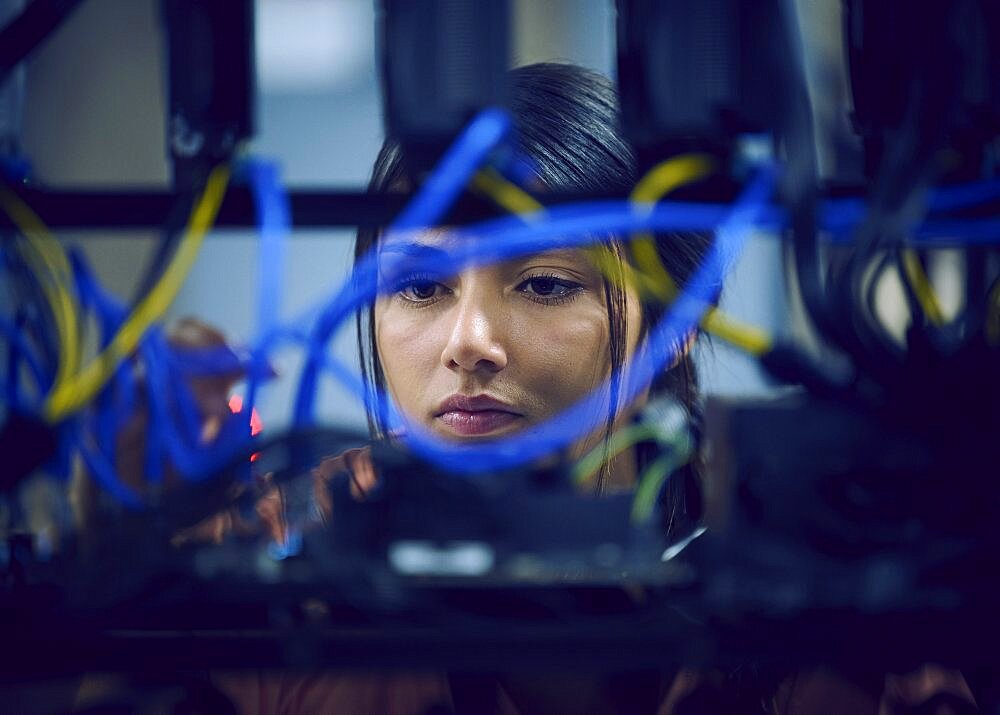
[518, 274, 582, 303]
[396, 276, 446, 303]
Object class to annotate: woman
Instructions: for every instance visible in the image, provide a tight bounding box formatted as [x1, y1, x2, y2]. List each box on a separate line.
[354, 61, 707, 529]
[215, 61, 713, 714]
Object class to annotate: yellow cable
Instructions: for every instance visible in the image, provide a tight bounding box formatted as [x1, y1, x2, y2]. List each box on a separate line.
[471, 169, 655, 315]
[43, 163, 232, 421]
[470, 160, 775, 357]
[630, 155, 713, 301]
[471, 168, 545, 219]
[0, 188, 82, 391]
[471, 172, 646, 324]
[701, 308, 773, 356]
[900, 249, 946, 327]
[472, 164, 750, 495]
[627, 155, 774, 356]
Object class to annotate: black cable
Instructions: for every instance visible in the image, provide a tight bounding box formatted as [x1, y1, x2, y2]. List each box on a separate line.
[776, 0, 888, 386]
[831, 63, 959, 385]
[0, 0, 88, 81]
[900, 234, 1000, 355]
[1, 234, 59, 380]
[776, 0, 866, 397]
[844, 103, 930, 316]
[126, 187, 197, 312]
[776, 0, 826, 340]
[985, 271, 1000, 344]
[829, 2, 973, 387]
[862, 250, 894, 340]
[895, 247, 932, 328]
[960, 246, 988, 339]
[832, 96, 935, 383]
[847, 146, 952, 367]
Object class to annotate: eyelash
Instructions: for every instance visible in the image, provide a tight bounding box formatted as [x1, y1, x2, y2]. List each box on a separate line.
[393, 272, 583, 307]
[517, 272, 583, 305]
[394, 273, 448, 307]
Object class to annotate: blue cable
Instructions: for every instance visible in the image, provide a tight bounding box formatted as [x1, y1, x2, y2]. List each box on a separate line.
[286, 163, 774, 474]
[69, 249, 217, 492]
[393, 108, 512, 231]
[139, 326, 305, 481]
[0, 315, 49, 406]
[245, 159, 289, 341]
[49, 169, 1000, 494]
[913, 219, 1000, 245]
[68, 251, 124, 453]
[168, 344, 248, 376]
[167, 354, 205, 446]
[141, 329, 222, 479]
[140, 331, 207, 479]
[293, 108, 513, 426]
[65, 250, 149, 495]
[4, 315, 22, 407]
[289, 198, 763, 427]
[926, 177, 1000, 213]
[74, 421, 144, 509]
[142, 378, 165, 487]
[373, 164, 776, 473]
[245, 158, 290, 453]
[0, 253, 56, 401]
[119, 159, 293, 483]
[11, 114, 1000, 504]
[69, 250, 145, 442]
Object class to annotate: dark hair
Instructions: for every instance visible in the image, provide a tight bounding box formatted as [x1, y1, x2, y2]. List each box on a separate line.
[355, 63, 709, 532]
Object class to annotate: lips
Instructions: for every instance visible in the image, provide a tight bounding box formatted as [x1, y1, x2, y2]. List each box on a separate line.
[435, 394, 523, 436]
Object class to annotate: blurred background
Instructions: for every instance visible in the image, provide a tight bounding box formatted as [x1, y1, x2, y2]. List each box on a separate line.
[11, 0, 856, 432]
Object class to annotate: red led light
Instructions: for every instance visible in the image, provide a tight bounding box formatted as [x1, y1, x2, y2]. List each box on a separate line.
[229, 394, 262, 461]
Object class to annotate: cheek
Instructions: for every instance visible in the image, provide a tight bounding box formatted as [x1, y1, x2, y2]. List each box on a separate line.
[507, 303, 611, 410]
[374, 302, 442, 410]
[374, 295, 612, 421]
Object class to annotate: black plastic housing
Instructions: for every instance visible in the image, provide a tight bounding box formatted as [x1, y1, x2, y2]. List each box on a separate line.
[845, 0, 1000, 180]
[378, 0, 510, 175]
[615, 0, 794, 165]
[162, 0, 255, 188]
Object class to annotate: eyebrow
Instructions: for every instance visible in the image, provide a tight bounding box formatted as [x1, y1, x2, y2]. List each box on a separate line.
[511, 248, 604, 277]
[376, 242, 456, 287]
[378, 242, 452, 262]
[381, 242, 605, 275]
[523, 248, 593, 265]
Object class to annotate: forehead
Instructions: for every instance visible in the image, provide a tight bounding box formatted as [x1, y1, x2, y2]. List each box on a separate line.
[378, 228, 600, 270]
[378, 228, 452, 257]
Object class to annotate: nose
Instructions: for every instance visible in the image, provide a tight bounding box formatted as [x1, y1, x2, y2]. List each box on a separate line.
[440, 286, 509, 374]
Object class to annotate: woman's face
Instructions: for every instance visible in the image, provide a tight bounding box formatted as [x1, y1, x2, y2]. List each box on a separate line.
[374, 232, 643, 445]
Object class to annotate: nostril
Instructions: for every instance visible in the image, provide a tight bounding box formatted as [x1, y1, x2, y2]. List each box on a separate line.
[439, 292, 509, 372]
